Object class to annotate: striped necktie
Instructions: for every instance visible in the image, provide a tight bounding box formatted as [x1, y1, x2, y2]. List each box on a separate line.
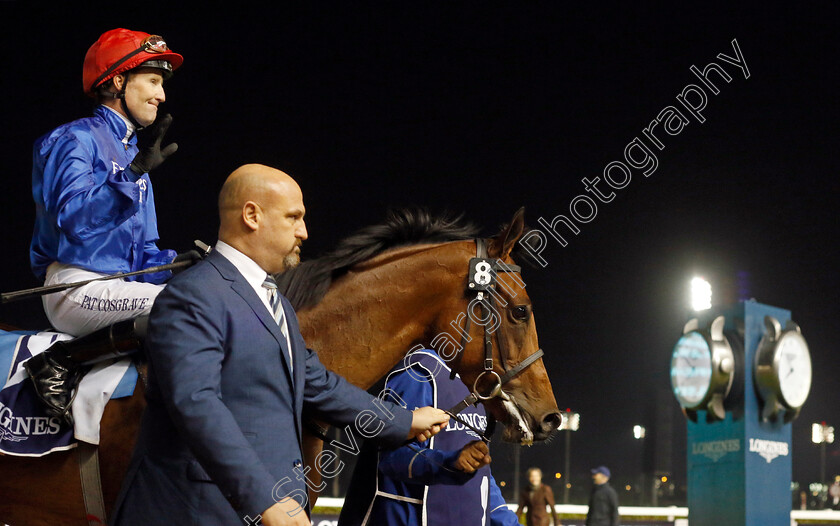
[262, 275, 293, 374]
[262, 275, 286, 337]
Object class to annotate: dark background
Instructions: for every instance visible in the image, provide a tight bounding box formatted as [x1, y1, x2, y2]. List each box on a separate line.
[2, 2, 838, 505]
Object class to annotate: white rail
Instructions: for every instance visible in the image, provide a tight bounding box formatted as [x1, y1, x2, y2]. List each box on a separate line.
[313, 498, 840, 523]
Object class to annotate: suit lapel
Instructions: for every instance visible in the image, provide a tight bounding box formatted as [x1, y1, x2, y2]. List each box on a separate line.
[277, 296, 308, 447]
[207, 252, 295, 382]
[280, 296, 307, 418]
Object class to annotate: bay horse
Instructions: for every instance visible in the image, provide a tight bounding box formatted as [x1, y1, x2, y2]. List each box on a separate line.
[0, 207, 561, 525]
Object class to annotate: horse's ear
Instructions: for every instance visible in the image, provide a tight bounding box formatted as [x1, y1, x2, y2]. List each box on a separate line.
[489, 207, 526, 259]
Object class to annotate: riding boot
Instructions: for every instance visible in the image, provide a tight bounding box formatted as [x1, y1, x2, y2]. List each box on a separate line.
[23, 316, 148, 427]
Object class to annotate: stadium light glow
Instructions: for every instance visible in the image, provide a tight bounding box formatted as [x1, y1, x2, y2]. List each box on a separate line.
[813, 422, 835, 444]
[690, 277, 712, 311]
[633, 425, 646, 439]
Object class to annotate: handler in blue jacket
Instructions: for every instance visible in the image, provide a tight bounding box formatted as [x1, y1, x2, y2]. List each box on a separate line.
[25, 28, 196, 424]
[339, 348, 520, 526]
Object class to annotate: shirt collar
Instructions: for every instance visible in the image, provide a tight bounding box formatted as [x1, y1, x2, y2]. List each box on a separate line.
[213, 240, 273, 305]
[97, 105, 135, 144]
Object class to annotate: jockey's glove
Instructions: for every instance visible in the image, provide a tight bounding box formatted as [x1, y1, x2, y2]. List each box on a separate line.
[129, 113, 178, 175]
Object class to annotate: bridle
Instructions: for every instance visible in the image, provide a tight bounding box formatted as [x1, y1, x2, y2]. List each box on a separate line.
[444, 238, 545, 442]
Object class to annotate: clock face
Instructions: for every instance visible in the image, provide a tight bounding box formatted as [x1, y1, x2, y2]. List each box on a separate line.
[671, 332, 713, 407]
[777, 331, 812, 409]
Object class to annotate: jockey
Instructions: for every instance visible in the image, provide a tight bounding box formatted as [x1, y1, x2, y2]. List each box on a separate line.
[25, 28, 198, 425]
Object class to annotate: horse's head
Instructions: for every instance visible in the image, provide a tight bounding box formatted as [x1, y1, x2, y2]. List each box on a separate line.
[286, 205, 561, 445]
[435, 208, 562, 445]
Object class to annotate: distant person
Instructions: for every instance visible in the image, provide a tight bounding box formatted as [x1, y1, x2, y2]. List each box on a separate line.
[516, 467, 560, 525]
[585, 466, 619, 526]
[830, 476, 840, 510]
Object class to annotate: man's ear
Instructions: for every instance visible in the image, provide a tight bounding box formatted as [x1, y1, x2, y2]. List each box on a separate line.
[112, 74, 126, 91]
[242, 201, 260, 231]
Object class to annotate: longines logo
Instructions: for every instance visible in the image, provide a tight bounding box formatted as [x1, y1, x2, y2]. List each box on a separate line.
[0, 401, 62, 442]
[748, 438, 789, 463]
[445, 413, 487, 440]
[691, 439, 740, 462]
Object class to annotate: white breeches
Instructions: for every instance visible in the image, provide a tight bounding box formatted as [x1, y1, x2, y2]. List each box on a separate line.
[42, 262, 164, 337]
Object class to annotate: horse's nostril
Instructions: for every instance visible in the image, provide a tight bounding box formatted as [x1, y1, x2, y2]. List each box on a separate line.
[543, 411, 563, 431]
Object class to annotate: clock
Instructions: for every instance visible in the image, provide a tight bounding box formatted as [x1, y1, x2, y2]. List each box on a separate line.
[754, 315, 812, 423]
[670, 315, 735, 422]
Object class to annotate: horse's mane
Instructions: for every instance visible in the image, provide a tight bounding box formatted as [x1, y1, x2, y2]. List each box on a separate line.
[276, 207, 480, 310]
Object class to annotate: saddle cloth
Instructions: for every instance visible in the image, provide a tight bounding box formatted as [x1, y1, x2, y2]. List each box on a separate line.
[0, 329, 137, 456]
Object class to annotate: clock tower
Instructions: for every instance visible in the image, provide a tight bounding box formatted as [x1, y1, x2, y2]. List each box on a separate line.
[670, 300, 811, 526]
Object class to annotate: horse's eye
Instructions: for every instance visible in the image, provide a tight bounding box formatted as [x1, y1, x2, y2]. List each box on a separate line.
[511, 305, 530, 321]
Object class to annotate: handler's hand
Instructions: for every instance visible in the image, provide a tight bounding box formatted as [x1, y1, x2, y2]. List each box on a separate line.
[454, 440, 491, 473]
[260, 497, 309, 526]
[408, 406, 449, 442]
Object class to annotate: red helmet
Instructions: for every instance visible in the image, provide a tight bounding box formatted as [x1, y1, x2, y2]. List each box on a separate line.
[83, 28, 183, 97]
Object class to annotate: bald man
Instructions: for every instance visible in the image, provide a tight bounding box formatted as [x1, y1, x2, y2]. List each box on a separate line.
[111, 164, 449, 526]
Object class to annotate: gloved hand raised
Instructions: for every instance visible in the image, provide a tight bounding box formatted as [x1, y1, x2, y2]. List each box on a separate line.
[129, 113, 178, 175]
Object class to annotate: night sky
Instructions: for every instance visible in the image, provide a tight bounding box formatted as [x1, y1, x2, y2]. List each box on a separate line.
[2, 3, 838, 504]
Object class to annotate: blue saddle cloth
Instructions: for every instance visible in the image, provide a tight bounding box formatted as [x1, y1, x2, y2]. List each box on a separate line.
[0, 329, 137, 456]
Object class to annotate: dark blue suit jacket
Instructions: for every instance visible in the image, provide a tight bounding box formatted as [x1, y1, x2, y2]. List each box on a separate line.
[111, 250, 412, 525]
